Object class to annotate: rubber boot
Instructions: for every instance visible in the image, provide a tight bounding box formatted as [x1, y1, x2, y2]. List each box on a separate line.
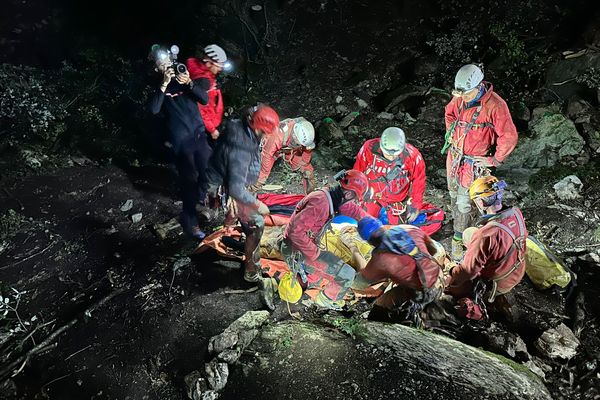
[258, 277, 278, 311]
[241, 217, 264, 283]
[451, 238, 464, 262]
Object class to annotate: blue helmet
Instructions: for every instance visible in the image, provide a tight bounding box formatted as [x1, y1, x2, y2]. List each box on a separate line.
[358, 216, 384, 241]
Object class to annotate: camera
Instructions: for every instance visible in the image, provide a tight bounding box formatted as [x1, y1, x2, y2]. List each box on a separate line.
[173, 62, 188, 75]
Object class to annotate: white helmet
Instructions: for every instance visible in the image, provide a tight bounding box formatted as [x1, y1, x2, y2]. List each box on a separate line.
[454, 64, 484, 93]
[204, 44, 227, 64]
[380, 127, 406, 157]
[292, 118, 315, 149]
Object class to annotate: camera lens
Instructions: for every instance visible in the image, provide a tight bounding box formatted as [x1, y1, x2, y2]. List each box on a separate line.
[176, 63, 187, 74]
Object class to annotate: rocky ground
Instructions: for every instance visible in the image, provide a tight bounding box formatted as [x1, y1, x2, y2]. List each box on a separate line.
[2, 0, 600, 399]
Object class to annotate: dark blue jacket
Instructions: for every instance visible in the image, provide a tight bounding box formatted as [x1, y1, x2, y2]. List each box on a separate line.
[148, 79, 209, 153]
[206, 119, 261, 205]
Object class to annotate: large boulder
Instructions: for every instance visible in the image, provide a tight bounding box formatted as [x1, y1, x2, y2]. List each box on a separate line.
[545, 52, 600, 101]
[222, 321, 552, 400]
[503, 107, 586, 169]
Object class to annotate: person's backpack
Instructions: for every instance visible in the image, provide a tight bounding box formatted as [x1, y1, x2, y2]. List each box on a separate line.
[525, 236, 574, 291]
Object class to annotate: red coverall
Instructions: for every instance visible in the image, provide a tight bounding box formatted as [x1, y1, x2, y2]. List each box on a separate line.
[186, 58, 224, 136]
[353, 139, 425, 224]
[446, 207, 528, 300]
[444, 83, 518, 233]
[354, 225, 444, 312]
[283, 189, 367, 300]
[258, 118, 315, 193]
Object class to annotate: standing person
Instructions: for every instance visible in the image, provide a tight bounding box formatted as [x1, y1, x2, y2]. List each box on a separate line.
[281, 170, 370, 309]
[250, 117, 317, 194]
[206, 104, 280, 283]
[350, 217, 446, 326]
[443, 64, 518, 261]
[148, 45, 211, 240]
[354, 127, 426, 225]
[187, 44, 228, 142]
[445, 176, 528, 320]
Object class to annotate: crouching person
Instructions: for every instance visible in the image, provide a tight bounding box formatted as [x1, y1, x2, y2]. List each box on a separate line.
[445, 176, 528, 320]
[206, 105, 280, 284]
[351, 217, 445, 327]
[251, 117, 317, 194]
[281, 170, 370, 310]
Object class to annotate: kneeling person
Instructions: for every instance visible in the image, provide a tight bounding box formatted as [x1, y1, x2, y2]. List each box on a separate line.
[252, 117, 317, 194]
[352, 217, 445, 325]
[354, 127, 426, 225]
[282, 170, 369, 309]
[445, 176, 528, 319]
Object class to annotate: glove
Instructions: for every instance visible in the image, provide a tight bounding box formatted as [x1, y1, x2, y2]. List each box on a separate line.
[256, 200, 270, 216]
[248, 181, 265, 192]
[472, 156, 500, 168]
[405, 204, 420, 223]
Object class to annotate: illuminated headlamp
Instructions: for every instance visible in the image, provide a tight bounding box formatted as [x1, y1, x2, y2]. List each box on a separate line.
[156, 50, 169, 61]
[452, 86, 478, 98]
[223, 61, 233, 72]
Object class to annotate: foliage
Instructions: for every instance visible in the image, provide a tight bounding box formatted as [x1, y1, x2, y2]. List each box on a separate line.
[0, 286, 36, 338]
[575, 68, 600, 90]
[0, 49, 153, 171]
[490, 25, 527, 68]
[330, 316, 365, 339]
[425, 28, 480, 74]
[0, 209, 24, 241]
[0, 64, 68, 143]
[594, 226, 600, 243]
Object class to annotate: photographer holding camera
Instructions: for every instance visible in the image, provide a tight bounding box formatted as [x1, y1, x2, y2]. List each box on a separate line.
[148, 45, 212, 241]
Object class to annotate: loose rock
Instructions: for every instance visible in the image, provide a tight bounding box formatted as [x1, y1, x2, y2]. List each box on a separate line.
[227, 310, 270, 332]
[184, 371, 208, 400]
[340, 112, 360, 128]
[534, 323, 580, 360]
[204, 360, 229, 391]
[376, 111, 395, 120]
[483, 323, 530, 360]
[216, 348, 242, 364]
[553, 175, 583, 200]
[208, 331, 239, 354]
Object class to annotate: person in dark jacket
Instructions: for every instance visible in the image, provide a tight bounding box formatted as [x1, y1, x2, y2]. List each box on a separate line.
[148, 45, 212, 240]
[206, 105, 280, 283]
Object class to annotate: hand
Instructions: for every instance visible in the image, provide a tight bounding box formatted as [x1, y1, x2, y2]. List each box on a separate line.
[472, 156, 499, 168]
[161, 68, 175, 90]
[256, 200, 270, 216]
[338, 226, 357, 247]
[405, 204, 420, 223]
[443, 259, 459, 275]
[176, 70, 192, 85]
[248, 181, 265, 192]
[210, 129, 220, 140]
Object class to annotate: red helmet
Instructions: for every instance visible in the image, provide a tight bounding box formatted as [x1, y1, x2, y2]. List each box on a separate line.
[248, 105, 280, 134]
[339, 169, 369, 200]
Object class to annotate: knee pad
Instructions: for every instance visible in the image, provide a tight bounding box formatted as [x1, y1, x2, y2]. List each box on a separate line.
[456, 193, 472, 214]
